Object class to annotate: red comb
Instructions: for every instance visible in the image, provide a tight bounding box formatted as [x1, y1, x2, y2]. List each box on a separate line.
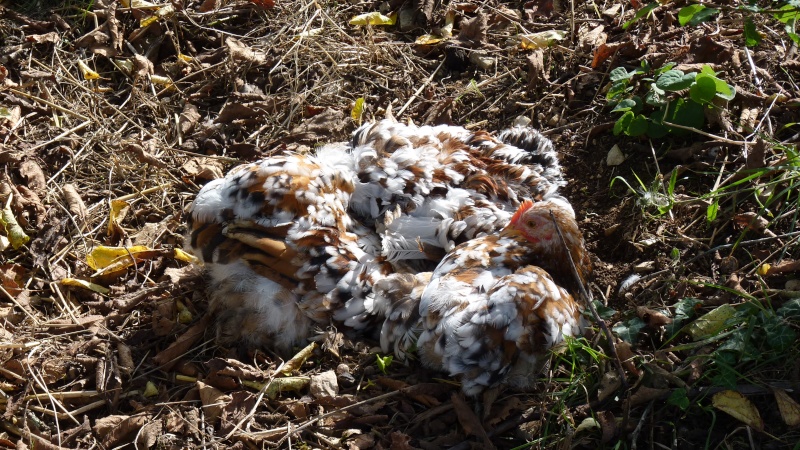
[509, 200, 534, 226]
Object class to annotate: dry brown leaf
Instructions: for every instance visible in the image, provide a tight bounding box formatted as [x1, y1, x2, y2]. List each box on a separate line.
[181, 157, 224, 181]
[26, 32, 60, 44]
[93, 413, 153, 448]
[486, 396, 523, 427]
[765, 260, 800, 276]
[527, 50, 546, 87]
[597, 370, 622, 402]
[0, 263, 25, 296]
[578, 24, 606, 50]
[123, 142, 167, 168]
[592, 42, 623, 69]
[61, 183, 87, 222]
[198, 0, 220, 12]
[197, 380, 232, 422]
[152, 314, 212, 370]
[628, 386, 669, 408]
[457, 13, 487, 43]
[136, 421, 163, 449]
[733, 212, 773, 236]
[18, 160, 46, 195]
[226, 37, 268, 65]
[388, 431, 416, 450]
[179, 102, 201, 135]
[773, 388, 800, 427]
[636, 306, 673, 327]
[107, 199, 130, 240]
[451, 393, 495, 449]
[131, 54, 154, 79]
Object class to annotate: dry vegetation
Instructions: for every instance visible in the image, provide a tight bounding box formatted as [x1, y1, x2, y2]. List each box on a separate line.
[1, 0, 800, 448]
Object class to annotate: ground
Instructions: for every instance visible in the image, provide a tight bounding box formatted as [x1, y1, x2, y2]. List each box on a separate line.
[1, 0, 799, 448]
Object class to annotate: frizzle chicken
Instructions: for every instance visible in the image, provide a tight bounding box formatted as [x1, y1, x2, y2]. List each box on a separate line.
[185, 118, 589, 394]
[375, 196, 591, 395]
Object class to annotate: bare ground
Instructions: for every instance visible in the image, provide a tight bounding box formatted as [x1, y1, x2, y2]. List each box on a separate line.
[1, 0, 799, 448]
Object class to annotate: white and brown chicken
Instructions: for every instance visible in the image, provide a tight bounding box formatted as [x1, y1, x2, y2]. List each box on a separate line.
[185, 118, 590, 394]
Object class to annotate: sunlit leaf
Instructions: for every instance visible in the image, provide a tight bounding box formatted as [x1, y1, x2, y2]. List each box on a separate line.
[77, 60, 101, 80]
[61, 277, 110, 294]
[518, 30, 567, 49]
[689, 75, 717, 104]
[712, 390, 764, 431]
[349, 11, 396, 26]
[108, 199, 130, 238]
[282, 342, 316, 375]
[173, 248, 198, 264]
[0, 203, 30, 249]
[86, 245, 155, 271]
[415, 34, 447, 45]
[744, 18, 762, 47]
[351, 97, 365, 125]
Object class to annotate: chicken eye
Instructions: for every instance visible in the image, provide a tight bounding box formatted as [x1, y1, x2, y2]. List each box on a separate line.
[527, 220, 537, 228]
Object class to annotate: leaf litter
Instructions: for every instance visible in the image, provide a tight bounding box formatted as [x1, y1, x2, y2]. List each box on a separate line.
[0, 0, 799, 448]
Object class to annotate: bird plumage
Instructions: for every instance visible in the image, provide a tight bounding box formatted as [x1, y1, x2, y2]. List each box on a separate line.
[185, 118, 588, 394]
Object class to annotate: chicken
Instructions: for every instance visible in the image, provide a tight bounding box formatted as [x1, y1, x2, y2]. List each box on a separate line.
[376, 196, 591, 395]
[185, 118, 574, 363]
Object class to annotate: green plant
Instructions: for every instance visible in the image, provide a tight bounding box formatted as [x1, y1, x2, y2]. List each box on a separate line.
[610, 169, 678, 217]
[608, 62, 735, 138]
[375, 354, 393, 374]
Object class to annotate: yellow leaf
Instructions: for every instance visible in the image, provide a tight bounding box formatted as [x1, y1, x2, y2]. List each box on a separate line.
[773, 388, 800, 427]
[177, 53, 193, 63]
[151, 74, 174, 88]
[282, 342, 316, 375]
[518, 30, 567, 50]
[351, 97, 365, 124]
[77, 60, 101, 80]
[61, 277, 110, 294]
[143, 381, 159, 397]
[140, 14, 158, 27]
[173, 248, 198, 264]
[415, 34, 446, 45]
[442, 10, 455, 38]
[107, 199, 130, 237]
[757, 263, 770, 276]
[349, 11, 396, 26]
[244, 376, 310, 399]
[686, 304, 736, 341]
[86, 245, 152, 271]
[0, 201, 30, 249]
[712, 390, 764, 431]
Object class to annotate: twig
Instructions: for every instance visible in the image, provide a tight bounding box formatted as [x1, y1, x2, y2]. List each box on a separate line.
[271, 389, 402, 446]
[550, 211, 629, 392]
[661, 121, 747, 145]
[397, 59, 445, 117]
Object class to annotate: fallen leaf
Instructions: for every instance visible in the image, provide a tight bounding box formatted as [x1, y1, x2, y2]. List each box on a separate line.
[773, 388, 800, 427]
[282, 341, 316, 374]
[181, 158, 224, 181]
[351, 97, 365, 125]
[197, 381, 232, 421]
[61, 277, 110, 294]
[686, 304, 736, 340]
[61, 184, 87, 223]
[226, 37, 268, 65]
[452, 393, 495, 449]
[0, 200, 30, 249]
[18, 160, 47, 195]
[712, 390, 764, 432]
[0, 264, 25, 295]
[77, 60, 101, 80]
[458, 13, 488, 43]
[636, 306, 673, 327]
[107, 199, 130, 239]
[518, 30, 566, 49]
[349, 12, 397, 26]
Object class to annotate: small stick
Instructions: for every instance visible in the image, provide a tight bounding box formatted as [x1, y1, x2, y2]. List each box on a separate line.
[398, 59, 445, 117]
[550, 210, 629, 392]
